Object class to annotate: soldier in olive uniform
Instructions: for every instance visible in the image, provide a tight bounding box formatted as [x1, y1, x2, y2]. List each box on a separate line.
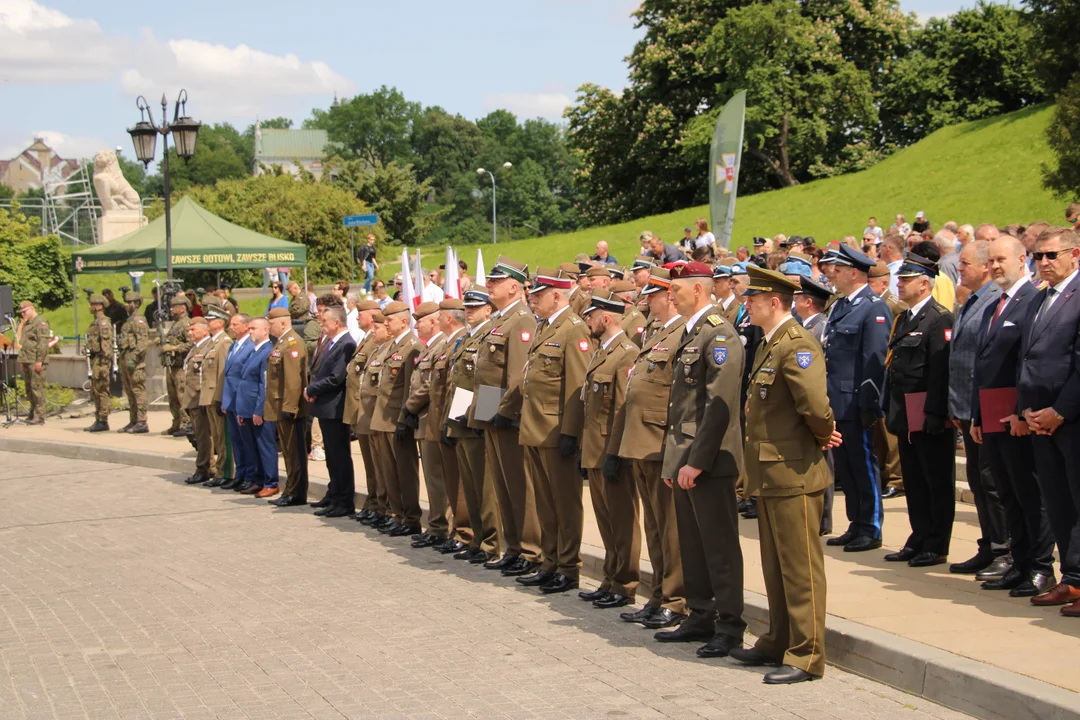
[565, 263, 591, 317]
[610, 268, 688, 629]
[202, 307, 234, 481]
[344, 301, 386, 522]
[613, 279, 648, 347]
[514, 267, 590, 594]
[355, 314, 391, 524]
[117, 292, 151, 433]
[468, 257, 543, 574]
[15, 300, 50, 425]
[713, 264, 742, 327]
[657, 262, 746, 659]
[266, 307, 310, 506]
[575, 290, 642, 609]
[445, 288, 501, 562]
[730, 266, 839, 684]
[369, 301, 425, 536]
[183, 319, 214, 484]
[84, 295, 114, 432]
[161, 297, 193, 436]
[868, 260, 907, 498]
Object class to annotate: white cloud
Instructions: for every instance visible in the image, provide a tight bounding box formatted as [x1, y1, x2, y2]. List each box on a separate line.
[484, 91, 572, 119]
[0, 129, 108, 160]
[0, 1, 355, 116]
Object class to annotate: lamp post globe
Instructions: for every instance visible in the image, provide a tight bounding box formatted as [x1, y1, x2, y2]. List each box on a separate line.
[503, 162, 512, 169]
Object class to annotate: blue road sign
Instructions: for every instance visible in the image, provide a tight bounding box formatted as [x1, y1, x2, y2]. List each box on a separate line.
[343, 213, 379, 228]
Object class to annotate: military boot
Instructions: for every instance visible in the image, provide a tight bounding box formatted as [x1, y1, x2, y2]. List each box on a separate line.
[161, 425, 179, 436]
[116, 421, 134, 433]
[86, 419, 109, 433]
[126, 422, 149, 434]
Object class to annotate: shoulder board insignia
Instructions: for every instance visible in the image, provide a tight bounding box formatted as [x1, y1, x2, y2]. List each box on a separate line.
[706, 315, 721, 326]
[871, 296, 881, 302]
[570, 317, 582, 324]
[787, 326, 801, 339]
[289, 339, 296, 345]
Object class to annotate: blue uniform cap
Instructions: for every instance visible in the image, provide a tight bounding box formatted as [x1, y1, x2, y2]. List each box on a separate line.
[830, 244, 876, 272]
[896, 252, 938, 278]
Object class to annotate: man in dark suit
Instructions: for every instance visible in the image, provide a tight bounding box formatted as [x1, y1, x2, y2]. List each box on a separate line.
[215, 314, 253, 490]
[883, 253, 955, 567]
[1017, 226, 1080, 615]
[235, 318, 277, 497]
[306, 306, 358, 518]
[971, 235, 1056, 598]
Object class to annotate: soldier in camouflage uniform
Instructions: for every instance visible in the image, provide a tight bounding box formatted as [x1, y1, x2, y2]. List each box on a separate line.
[160, 296, 193, 436]
[15, 300, 50, 425]
[117, 291, 151, 433]
[84, 295, 114, 432]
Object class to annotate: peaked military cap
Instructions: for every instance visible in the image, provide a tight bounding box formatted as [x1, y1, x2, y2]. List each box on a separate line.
[797, 276, 833, 303]
[830, 244, 875, 272]
[487, 256, 528, 283]
[530, 266, 575, 294]
[632, 255, 656, 271]
[557, 262, 581, 278]
[897, 252, 938, 278]
[585, 265, 612, 279]
[463, 286, 491, 307]
[868, 260, 892, 279]
[583, 289, 625, 316]
[640, 267, 672, 296]
[383, 301, 411, 316]
[743, 265, 802, 296]
[610, 279, 637, 295]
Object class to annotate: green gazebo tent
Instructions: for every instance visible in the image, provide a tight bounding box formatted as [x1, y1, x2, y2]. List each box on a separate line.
[72, 196, 306, 274]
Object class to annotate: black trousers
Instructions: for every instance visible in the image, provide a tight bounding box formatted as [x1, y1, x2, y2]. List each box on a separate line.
[896, 428, 957, 556]
[982, 431, 1054, 576]
[959, 420, 1008, 555]
[1030, 422, 1080, 586]
[320, 417, 355, 512]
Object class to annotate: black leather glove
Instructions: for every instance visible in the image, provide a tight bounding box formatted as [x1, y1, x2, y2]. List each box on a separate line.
[440, 427, 457, 448]
[281, 411, 295, 422]
[602, 454, 621, 483]
[492, 413, 514, 429]
[924, 413, 946, 435]
[394, 422, 412, 442]
[403, 411, 420, 430]
[454, 414, 469, 425]
[860, 409, 879, 430]
[558, 434, 578, 458]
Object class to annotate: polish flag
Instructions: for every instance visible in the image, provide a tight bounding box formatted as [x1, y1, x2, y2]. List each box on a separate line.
[443, 245, 461, 299]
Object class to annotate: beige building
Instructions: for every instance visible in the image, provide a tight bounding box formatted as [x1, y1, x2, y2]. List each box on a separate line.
[0, 138, 80, 194]
[252, 124, 329, 179]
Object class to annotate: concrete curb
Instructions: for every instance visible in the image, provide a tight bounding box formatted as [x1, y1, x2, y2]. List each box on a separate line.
[2, 437, 1075, 719]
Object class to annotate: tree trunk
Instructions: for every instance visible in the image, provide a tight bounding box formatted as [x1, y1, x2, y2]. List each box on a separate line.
[747, 147, 800, 187]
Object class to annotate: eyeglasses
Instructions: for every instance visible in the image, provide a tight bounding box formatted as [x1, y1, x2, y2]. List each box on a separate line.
[1069, 217, 1079, 224]
[1033, 250, 1067, 261]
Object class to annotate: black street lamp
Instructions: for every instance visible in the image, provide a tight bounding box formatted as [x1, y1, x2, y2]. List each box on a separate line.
[127, 89, 201, 280]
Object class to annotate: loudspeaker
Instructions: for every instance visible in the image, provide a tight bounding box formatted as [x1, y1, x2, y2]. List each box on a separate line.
[0, 285, 11, 320]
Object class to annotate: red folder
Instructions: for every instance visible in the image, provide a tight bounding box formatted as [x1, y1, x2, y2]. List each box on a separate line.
[979, 387, 1018, 434]
[904, 392, 926, 437]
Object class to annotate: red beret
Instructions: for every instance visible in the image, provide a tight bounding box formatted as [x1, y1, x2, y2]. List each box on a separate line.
[669, 261, 713, 279]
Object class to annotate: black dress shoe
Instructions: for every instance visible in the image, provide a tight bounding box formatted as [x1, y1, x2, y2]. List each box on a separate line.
[388, 524, 420, 537]
[516, 570, 556, 587]
[270, 495, 306, 507]
[323, 507, 353, 519]
[981, 567, 1023, 591]
[764, 666, 815, 684]
[642, 608, 685, 629]
[436, 540, 466, 554]
[411, 531, 429, 542]
[881, 486, 904, 499]
[233, 481, 253, 493]
[539, 574, 578, 594]
[737, 498, 751, 514]
[1009, 571, 1057, 597]
[309, 498, 331, 508]
[975, 554, 1013, 581]
[219, 478, 239, 490]
[412, 535, 445, 549]
[378, 520, 402, 534]
[696, 633, 742, 658]
[594, 593, 631, 609]
[483, 554, 519, 570]
[204, 477, 226, 488]
[826, 531, 855, 547]
[501, 558, 537, 577]
[184, 474, 209, 485]
[467, 550, 493, 564]
[578, 588, 609, 602]
[908, 551, 946, 567]
[884, 547, 918, 562]
[453, 547, 477, 560]
[729, 647, 782, 666]
[844, 536, 882, 553]
[620, 605, 659, 624]
[654, 621, 713, 643]
[740, 499, 758, 519]
[949, 552, 994, 574]
[313, 506, 334, 517]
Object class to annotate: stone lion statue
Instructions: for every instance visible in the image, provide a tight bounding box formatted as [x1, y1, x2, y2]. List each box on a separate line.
[93, 149, 141, 212]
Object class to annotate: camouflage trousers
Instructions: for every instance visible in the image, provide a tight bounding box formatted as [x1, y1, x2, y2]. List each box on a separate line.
[166, 366, 188, 430]
[119, 359, 147, 423]
[19, 362, 47, 420]
[90, 359, 111, 421]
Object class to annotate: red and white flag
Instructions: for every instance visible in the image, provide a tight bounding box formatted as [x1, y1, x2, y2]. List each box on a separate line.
[400, 248, 417, 327]
[443, 245, 461, 299]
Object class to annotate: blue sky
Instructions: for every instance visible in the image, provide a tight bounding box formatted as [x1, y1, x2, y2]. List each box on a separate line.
[0, 0, 977, 162]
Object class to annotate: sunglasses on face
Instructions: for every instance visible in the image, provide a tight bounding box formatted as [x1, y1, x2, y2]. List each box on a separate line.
[1034, 250, 1069, 261]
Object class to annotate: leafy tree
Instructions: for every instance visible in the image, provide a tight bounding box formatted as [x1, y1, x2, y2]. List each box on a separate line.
[0, 183, 14, 201]
[306, 86, 421, 166]
[410, 107, 484, 195]
[0, 205, 68, 309]
[144, 123, 250, 195]
[1026, 0, 1080, 197]
[329, 159, 446, 246]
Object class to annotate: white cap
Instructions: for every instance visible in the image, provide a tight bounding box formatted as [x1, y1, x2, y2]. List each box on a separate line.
[915, 211, 925, 219]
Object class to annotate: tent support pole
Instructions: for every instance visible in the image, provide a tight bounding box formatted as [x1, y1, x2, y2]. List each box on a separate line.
[304, 266, 308, 298]
[72, 274, 80, 355]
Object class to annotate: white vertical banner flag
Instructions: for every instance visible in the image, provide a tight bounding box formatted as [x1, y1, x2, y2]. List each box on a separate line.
[400, 248, 417, 328]
[443, 245, 461, 299]
[414, 249, 424, 307]
[475, 248, 486, 288]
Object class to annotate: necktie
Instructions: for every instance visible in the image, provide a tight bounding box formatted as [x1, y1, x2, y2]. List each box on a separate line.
[990, 292, 1008, 328]
[959, 292, 978, 321]
[1037, 288, 1058, 323]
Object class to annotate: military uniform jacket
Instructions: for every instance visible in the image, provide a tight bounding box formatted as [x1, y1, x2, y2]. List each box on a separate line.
[118, 314, 150, 367]
[161, 317, 192, 367]
[302, 318, 322, 355]
[344, 331, 378, 427]
[576, 332, 639, 468]
[86, 314, 113, 363]
[356, 340, 387, 434]
[569, 288, 590, 317]
[199, 332, 233, 407]
[715, 296, 741, 327]
[884, 299, 953, 436]
[823, 284, 892, 422]
[429, 328, 466, 439]
[181, 339, 210, 410]
[883, 292, 908, 320]
[16, 315, 50, 365]
[519, 308, 591, 448]
[265, 328, 308, 422]
[370, 331, 423, 434]
[447, 321, 489, 438]
[621, 309, 648, 348]
[469, 299, 536, 428]
[405, 332, 448, 440]
[746, 317, 835, 498]
[661, 311, 744, 480]
[612, 316, 686, 461]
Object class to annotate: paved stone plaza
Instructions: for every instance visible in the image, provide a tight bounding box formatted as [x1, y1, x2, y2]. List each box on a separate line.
[0, 451, 968, 720]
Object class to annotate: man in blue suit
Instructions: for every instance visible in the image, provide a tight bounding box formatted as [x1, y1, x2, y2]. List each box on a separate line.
[823, 244, 893, 552]
[214, 314, 253, 490]
[236, 317, 279, 498]
[1017, 226, 1080, 615]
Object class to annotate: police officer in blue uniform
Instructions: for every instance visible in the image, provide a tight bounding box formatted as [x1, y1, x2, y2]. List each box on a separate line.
[822, 245, 893, 552]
